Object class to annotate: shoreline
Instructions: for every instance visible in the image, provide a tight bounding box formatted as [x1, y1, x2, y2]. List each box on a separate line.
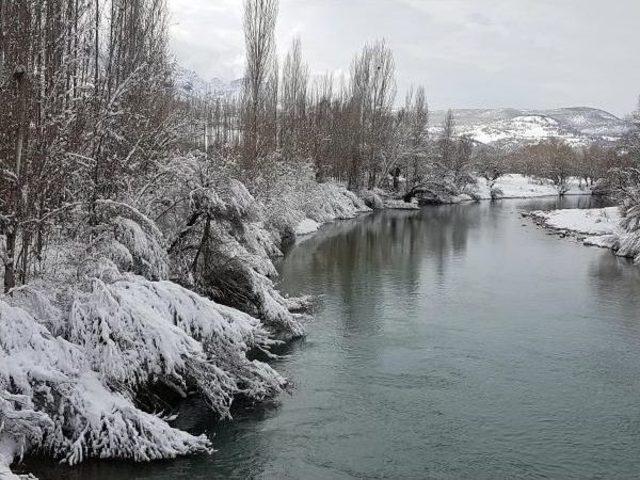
[292, 173, 600, 239]
[524, 206, 639, 264]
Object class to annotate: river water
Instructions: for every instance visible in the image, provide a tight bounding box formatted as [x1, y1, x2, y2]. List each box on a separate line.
[25, 196, 640, 479]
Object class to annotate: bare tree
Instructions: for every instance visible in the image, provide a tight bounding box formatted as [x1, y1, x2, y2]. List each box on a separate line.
[280, 37, 309, 160]
[241, 0, 278, 171]
[349, 40, 396, 189]
[436, 109, 455, 176]
[474, 145, 507, 187]
[536, 138, 577, 194]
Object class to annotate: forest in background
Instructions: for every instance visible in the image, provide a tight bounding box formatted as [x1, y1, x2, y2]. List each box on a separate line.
[0, 0, 639, 477]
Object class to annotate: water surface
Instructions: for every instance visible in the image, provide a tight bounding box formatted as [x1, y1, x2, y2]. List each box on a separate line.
[25, 197, 640, 479]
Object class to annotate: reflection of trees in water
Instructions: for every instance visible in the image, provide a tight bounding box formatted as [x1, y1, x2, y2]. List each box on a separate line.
[419, 204, 485, 277]
[279, 206, 484, 335]
[281, 211, 422, 335]
[588, 254, 640, 335]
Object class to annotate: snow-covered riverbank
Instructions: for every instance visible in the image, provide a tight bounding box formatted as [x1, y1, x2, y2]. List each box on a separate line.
[405, 174, 595, 205]
[528, 207, 622, 236]
[294, 175, 593, 236]
[292, 186, 422, 237]
[0, 181, 369, 478]
[526, 206, 640, 263]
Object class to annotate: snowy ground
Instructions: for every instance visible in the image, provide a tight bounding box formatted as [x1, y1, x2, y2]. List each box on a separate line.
[526, 206, 628, 254]
[294, 218, 322, 236]
[528, 207, 622, 236]
[527, 205, 640, 264]
[474, 174, 590, 200]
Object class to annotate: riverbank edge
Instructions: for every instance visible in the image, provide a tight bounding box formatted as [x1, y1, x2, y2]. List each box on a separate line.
[293, 174, 601, 239]
[293, 187, 601, 243]
[523, 206, 640, 264]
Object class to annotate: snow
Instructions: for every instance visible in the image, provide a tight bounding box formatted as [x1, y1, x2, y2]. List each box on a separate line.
[0, 164, 628, 478]
[429, 107, 627, 148]
[0, 439, 24, 480]
[384, 199, 420, 210]
[584, 234, 620, 249]
[291, 178, 537, 237]
[92, 200, 170, 281]
[617, 232, 640, 263]
[473, 174, 590, 200]
[68, 277, 285, 411]
[256, 165, 370, 244]
[302, 183, 371, 223]
[0, 273, 288, 474]
[0, 187, 302, 476]
[466, 115, 566, 145]
[256, 163, 370, 244]
[0, 299, 213, 470]
[526, 205, 640, 263]
[295, 218, 321, 236]
[528, 207, 621, 236]
[359, 190, 385, 210]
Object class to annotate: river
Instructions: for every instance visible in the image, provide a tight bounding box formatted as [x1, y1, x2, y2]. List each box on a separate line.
[24, 196, 640, 479]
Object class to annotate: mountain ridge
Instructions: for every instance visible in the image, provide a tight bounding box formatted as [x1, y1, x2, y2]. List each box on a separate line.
[429, 106, 628, 149]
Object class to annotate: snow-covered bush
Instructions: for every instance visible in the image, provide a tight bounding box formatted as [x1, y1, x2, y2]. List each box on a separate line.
[0, 301, 212, 469]
[9, 283, 65, 336]
[301, 183, 369, 223]
[143, 153, 307, 339]
[250, 160, 369, 241]
[68, 277, 286, 414]
[359, 190, 384, 210]
[88, 200, 170, 281]
[0, 192, 296, 476]
[197, 239, 306, 339]
[490, 186, 504, 200]
[609, 165, 640, 263]
[616, 232, 640, 263]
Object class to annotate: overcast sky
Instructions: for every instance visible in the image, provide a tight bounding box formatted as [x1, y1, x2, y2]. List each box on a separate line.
[168, 0, 640, 117]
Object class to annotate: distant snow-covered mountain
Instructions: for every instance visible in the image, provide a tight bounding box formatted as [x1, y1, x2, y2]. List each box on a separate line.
[429, 107, 629, 149]
[175, 67, 243, 98]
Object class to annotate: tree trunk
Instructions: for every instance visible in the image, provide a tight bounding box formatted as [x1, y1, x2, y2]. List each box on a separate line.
[393, 166, 400, 191]
[4, 232, 16, 293]
[5, 65, 28, 293]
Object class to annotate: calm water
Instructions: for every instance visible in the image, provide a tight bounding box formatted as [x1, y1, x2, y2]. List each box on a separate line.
[24, 197, 640, 480]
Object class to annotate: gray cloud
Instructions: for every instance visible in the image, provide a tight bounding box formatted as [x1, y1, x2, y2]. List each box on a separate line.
[168, 0, 640, 116]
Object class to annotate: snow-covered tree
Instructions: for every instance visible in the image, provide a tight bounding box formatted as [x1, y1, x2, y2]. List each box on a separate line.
[609, 98, 640, 262]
